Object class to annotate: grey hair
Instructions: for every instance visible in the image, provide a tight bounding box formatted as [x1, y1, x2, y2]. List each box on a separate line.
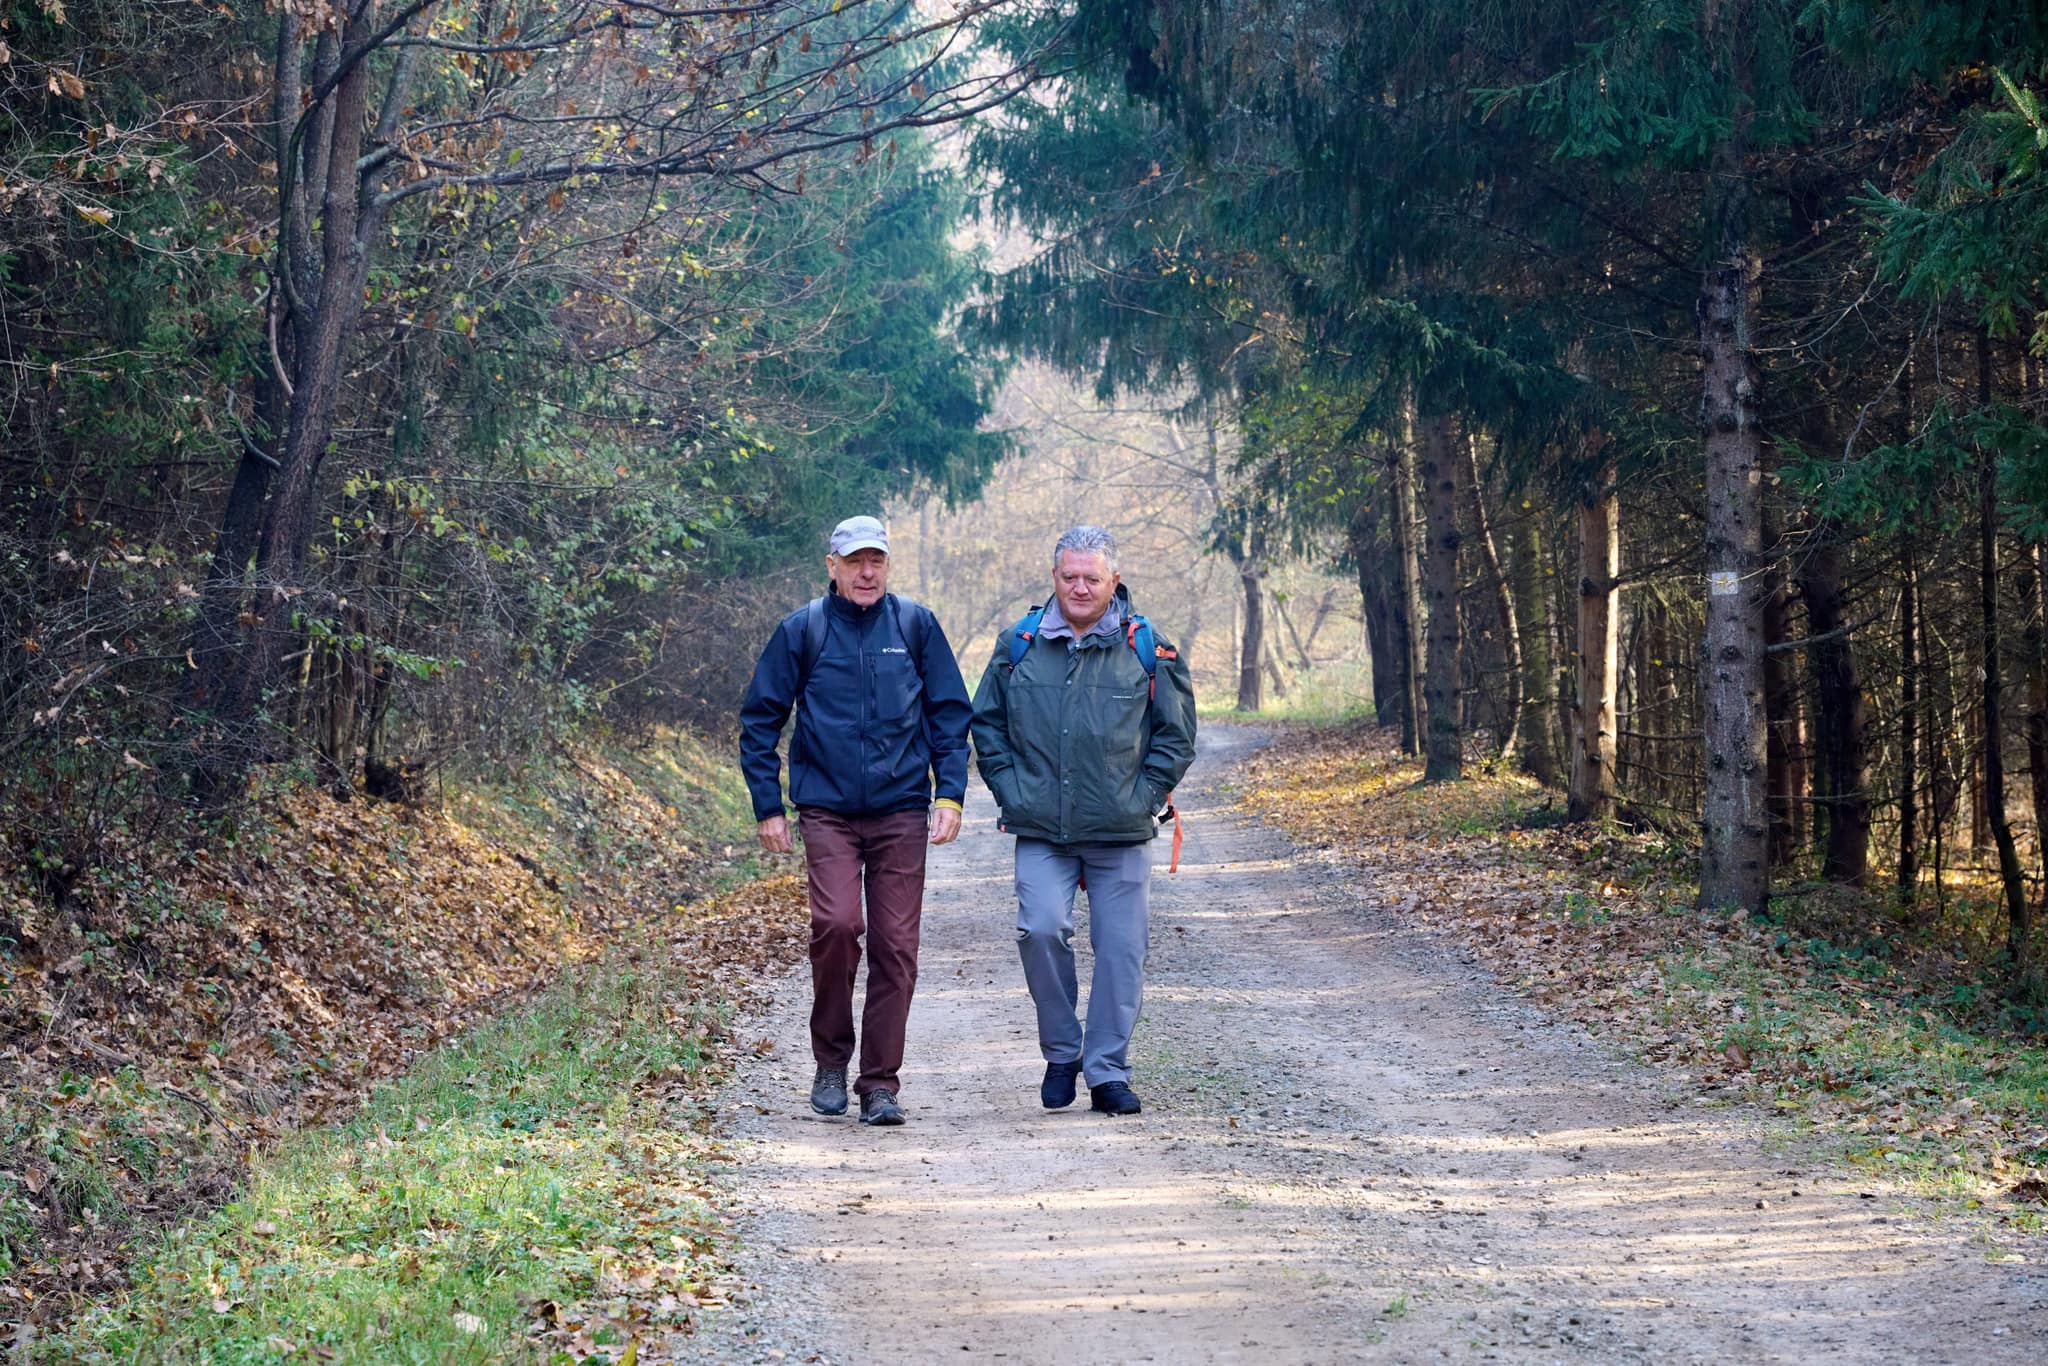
[1052, 525, 1118, 573]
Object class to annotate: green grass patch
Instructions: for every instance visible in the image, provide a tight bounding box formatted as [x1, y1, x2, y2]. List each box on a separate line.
[1196, 657, 1379, 727]
[46, 960, 731, 1364]
[1649, 939, 2048, 1188]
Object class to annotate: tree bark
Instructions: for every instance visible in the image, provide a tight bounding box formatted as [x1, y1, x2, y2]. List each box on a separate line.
[1800, 526, 1871, 885]
[1261, 590, 1290, 700]
[1898, 546, 1921, 893]
[2022, 546, 2048, 910]
[1571, 483, 1619, 822]
[1977, 330, 2032, 969]
[1391, 408, 1427, 755]
[1763, 553, 1800, 867]
[203, 6, 420, 797]
[1511, 511, 1562, 786]
[1350, 501, 1407, 731]
[1236, 519, 1266, 713]
[1465, 433, 1523, 761]
[1419, 411, 1464, 781]
[1697, 1, 1768, 912]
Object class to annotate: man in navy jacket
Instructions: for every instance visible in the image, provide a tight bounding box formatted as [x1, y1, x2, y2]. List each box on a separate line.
[739, 516, 972, 1126]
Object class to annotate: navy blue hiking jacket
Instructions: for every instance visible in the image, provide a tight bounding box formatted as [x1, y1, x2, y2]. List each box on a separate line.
[739, 589, 972, 821]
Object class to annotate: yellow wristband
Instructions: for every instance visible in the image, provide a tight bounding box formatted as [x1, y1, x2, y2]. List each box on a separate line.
[932, 798, 963, 813]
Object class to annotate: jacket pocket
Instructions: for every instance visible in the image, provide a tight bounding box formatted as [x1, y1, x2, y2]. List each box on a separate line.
[872, 652, 921, 717]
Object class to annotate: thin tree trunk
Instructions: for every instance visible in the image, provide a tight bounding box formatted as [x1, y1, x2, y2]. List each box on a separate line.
[1392, 407, 1427, 755]
[1351, 501, 1406, 731]
[2022, 545, 2048, 907]
[1512, 511, 1562, 786]
[1262, 590, 1290, 699]
[1801, 526, 1871, 885]
[1301, 587, 1337, 655]
[204, 8, 419, 798]
[1697, 2, 1768, 912]
[1465, 433, 1523, 760]
[1276, 592, 1316, 671]
[1898, 546, 1921, 892]
[1236, 520, 1266, 713]
[1977, 329, 2032, 968]
[184, 378, 280, 722]
[1420, 411, 1464, 781]
[1764, 554, 1799, 867]
[1571, 483, 1619, 822]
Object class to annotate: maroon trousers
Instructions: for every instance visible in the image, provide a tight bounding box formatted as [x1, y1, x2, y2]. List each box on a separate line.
[797, 807, 928, 1098]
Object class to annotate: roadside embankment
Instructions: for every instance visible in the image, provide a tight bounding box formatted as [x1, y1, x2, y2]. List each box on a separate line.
[0, 730, 803, 1350]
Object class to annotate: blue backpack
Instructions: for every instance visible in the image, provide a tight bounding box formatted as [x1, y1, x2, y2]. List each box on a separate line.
[1004, 602, 1171, 698]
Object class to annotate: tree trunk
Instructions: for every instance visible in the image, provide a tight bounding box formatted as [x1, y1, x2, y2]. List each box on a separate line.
[1763, 555, 1800, 867]
[1697, 6, 1768, 912]
[1261, 590, 1290, 700]
[1571, 484, 1619, 822]
[1465, 433, 1523, 761]
[1236, 525, 1266, 713]
[1898, 546, 1921, 892]
[202, 6, 418, 798]
[184, 378, 280, 723]
[1351, 501, 1407, 732]
[1977, 331, 2032, 969]
[1420, 411, 1464, 781]
[1276, 591, 1316, 670]
[1391, 407, 1427, 756]
[2022, 546, 2048, 907]
[1511, 512, 1562, 786]
[1301, 587, 1337, 656]
[1800, 527, 1871, 884]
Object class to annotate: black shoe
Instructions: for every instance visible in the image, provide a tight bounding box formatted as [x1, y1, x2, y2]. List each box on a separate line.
[859, 1089, 906, 1126]
[1041, 1060, 1082, 1109]
[811, 1066, 849, 1116]
[1090, 1081, 1142, 1116]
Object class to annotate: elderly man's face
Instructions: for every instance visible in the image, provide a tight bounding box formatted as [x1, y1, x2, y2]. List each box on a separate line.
[1053, 550, 1119, 633]
[827, 548, 890, 607]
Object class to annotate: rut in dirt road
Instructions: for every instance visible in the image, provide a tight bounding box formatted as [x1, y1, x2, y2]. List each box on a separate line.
[683, 727, 2047, 1364]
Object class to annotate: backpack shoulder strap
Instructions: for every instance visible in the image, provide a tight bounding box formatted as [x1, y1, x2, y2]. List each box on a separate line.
[889, 593, 927, 666]
[796, 596, 828, 691]
[1125, 614, 1159, 681]
[1005, 603, 1049, 670]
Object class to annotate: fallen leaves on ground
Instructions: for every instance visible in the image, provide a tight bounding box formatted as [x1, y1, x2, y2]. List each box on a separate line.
[0, 731, 783, 1332]
[1234, 721, 2048, 1208]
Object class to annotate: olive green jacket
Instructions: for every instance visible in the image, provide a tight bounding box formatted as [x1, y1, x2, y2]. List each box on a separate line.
[970, 592, 1197, 845]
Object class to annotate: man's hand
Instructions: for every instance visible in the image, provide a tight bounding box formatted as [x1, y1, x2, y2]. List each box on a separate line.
[757, 813, 793, 854]
[929, 805, 962, 846]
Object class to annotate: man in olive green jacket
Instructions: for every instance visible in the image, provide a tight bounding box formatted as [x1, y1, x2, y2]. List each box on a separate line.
[971, 526, 1197, 1116]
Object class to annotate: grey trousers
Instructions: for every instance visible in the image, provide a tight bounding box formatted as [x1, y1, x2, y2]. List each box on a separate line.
[1014, 838, 1153, 1087]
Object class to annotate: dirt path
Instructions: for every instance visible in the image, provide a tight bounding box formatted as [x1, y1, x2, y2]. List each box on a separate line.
[680, 728, 2046, 1364]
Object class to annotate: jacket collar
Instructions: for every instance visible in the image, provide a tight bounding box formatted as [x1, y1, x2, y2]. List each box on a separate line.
[826, 583, 888, 620]
[1039, 583, 1129, 644]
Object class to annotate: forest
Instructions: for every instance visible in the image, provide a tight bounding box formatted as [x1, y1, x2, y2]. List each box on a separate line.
[13, 1, 2048, 948]
[6, 0, 2048, 1350]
